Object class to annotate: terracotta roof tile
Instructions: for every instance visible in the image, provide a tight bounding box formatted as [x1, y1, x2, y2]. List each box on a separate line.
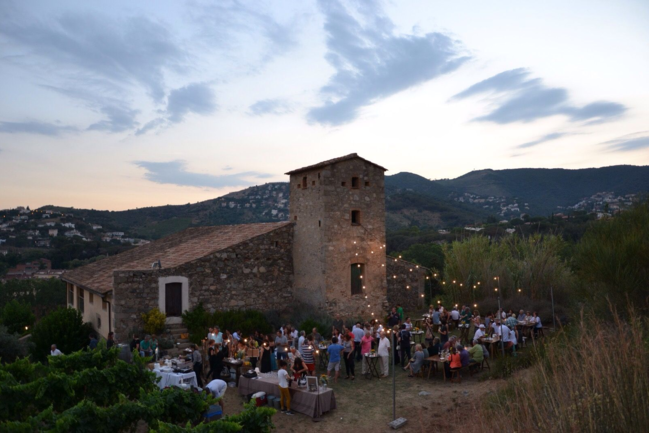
[285, 153, 387, 175]
[62, 222, 292, 294]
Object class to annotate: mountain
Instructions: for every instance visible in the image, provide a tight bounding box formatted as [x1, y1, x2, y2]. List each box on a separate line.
[34, 165, 648, 240]
[387, 165, 649, 216]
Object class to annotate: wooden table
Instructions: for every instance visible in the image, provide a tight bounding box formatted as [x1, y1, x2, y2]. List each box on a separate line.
[425, 355, 448, 380]
[363, 353, 381, 379]
[482, 336, 502, 358]
[410, 331, 425, 344]
[223, 359, 244, 385]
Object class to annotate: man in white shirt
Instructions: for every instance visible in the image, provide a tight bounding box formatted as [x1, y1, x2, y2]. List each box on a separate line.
[298, 331, 306, 354]
[473, 324, 486, 343]
[377, 331, 391, 377]
[352, 323, 364, 361]
[204, 379, 227, 411]
[403, 317, 413, 331]
[214, 327, 223, 345]
[50, 344, 63, 356]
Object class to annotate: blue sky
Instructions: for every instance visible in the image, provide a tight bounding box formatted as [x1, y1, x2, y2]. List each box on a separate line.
[0, 0, 647, 210]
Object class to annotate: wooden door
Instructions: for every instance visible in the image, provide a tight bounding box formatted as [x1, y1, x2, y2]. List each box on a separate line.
[165, 283, 182, 317]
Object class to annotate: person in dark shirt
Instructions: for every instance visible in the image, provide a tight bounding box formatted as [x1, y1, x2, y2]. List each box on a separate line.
[129, 335, 140, 353]
[428, 337, 441, 356]
[106, 332, 115, 349]
[388, 307, 400, 327]
[398, 324, 411, 368]
[88, 334, 98, 350]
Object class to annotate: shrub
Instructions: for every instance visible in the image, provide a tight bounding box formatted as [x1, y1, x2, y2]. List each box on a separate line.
[299, 318, 329, 339]
[0, 325, 32, 364]
[30, 307, 94, 362]
[183, 304, 273, 344]
[0, 299, 35, 335]
[182, 303, 210, 344]
[141, 307, 166, 335]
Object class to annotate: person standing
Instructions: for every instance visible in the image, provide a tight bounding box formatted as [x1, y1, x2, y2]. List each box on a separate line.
[301, 335, 316, 376]
[206, 340, 219, 381]
[106, 332, 115, 349]
[298, 331, 306, 355]
[396, 304, 404, 322]
[88, 334, 98, 350]
[439, 320, 449, 345]
[50, 344, 63, 356]
[129, 335, 140, 354]
[342, 334, 355, 380]
[277, 360, 293, 415]
[388, 308, 400, 327]
[360, 331, 373, 376]
[275, 330, 288, 361]
[326, 337, 344, 383]
[378, 331, 391, 378]
[352, 322, 364, 362]
[399, 324, 411, 368]
[192, 344, 204, 387]
[260, 337, 272, 373]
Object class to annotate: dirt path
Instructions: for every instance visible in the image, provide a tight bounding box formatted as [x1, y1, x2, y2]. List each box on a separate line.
[222, 364, 505, 432]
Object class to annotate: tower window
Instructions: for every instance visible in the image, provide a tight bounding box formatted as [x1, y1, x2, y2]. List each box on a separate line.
[365, 181, 370, 187]
[294, 216, 298, 221]
[351, 177, 360, 189]
[351, 263, 364, 295]
[302, 176, 307, 188]
[351, 210, 361, 226]
[341, 181, 346, 187]
[318, 220, 321, 227]
[312, 180, 315, 186]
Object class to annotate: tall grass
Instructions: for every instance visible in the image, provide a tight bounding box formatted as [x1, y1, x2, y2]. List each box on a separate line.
[478, 309, 649, 432]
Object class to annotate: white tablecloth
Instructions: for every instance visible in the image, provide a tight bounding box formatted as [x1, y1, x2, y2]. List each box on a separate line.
[153, 370, 197, 389]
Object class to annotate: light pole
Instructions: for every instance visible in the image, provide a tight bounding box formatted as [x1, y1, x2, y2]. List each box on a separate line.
[494, 276, 505, 358]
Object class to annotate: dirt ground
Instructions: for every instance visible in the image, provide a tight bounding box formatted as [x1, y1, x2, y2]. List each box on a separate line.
[221, 358, 506, 433]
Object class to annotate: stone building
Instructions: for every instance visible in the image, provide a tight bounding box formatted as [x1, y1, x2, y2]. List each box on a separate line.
[63, 154, 427, 338]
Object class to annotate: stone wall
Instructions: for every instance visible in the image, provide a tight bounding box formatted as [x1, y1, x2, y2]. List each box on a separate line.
[386, 258, 428, 313]
[112, 224, 294, 339]
[289, 157, 388, 319]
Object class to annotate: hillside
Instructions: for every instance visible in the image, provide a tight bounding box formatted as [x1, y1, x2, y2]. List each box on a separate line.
[387, 165, 649, 215]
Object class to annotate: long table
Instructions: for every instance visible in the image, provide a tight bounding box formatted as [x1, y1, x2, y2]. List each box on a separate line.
[238, 375, 336, 418]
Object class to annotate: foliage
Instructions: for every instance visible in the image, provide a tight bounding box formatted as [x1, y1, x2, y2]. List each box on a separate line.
[0, 326, 32, 364]
[152, 401, 276, 433]
[29, 307, 94, 362]
[442, 234, 574, 304]
[183, 304, 273, 344]
[390, 242, 444, 273]
[574, 201, 649, 314]
[0, 278, 66, 319]
[141, 307, 167, 335]
[298, 318, 329, 338]
[0, 300, 35, 335]
[477, 310, 649, 432]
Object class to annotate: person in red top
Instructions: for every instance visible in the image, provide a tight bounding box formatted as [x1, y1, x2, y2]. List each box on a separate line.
[360, 331, 374, 376]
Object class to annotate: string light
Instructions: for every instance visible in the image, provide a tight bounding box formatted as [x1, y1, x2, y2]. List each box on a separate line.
[452, 280, 456, 284]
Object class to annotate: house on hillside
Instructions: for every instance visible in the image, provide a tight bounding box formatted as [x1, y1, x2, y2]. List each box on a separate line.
[63, 154, 429, 338]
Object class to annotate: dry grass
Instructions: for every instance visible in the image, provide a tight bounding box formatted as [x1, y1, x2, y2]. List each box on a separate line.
[478, 310, 649, 432]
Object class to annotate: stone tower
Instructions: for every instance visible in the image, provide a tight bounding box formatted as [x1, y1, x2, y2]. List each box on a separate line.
[286, 154, 388, 317]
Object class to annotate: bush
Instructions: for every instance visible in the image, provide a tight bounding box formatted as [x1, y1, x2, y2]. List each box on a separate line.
[30, 307, 94, 362]
[141, 307, 166, 335]
[182, 303, 211, 344]
[0, 299, 35, 335]
[183, 304, 273, 344]
[0, 325, 32, 364]
[299, 318, 329, 339]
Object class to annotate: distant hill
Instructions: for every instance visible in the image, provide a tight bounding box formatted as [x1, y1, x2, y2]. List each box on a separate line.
[36, 165, 648, 239]
[387, 165, 649, 215]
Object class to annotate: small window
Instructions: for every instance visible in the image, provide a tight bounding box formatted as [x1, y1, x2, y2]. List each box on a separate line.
[351, 177, 360, 188]
[294, 216, 298, 221]
[302, 176, 307, 188]
[318, 220, 321, 227]
[77, 289, 84, 315]
[274, 241, 279, 248]
[351, 263, 364, 295]
[365, 181, 370, 187]
[351, 210, 361, 226]
[341, 181, 346, 187]
[318, 173, 321, 179]
[312, 180, 315, 186]
[89, 292, 94, 304]
[102, 300, 108, 312]
[96, 314, 102, 329]
[68, 285, 74, 307]
[297, 184, 301, 189]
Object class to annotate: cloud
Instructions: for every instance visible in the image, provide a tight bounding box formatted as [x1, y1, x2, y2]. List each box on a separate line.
[135, 82, 217, 134]
[222, 165, 233, 171]
[307, 0, 469, 126]
[87, 105, 139, 133]
[135, 160, 273, 188]
[603, 131, 649, 152]
[453, 68, 626, 125]
[0, 121, 77, 136]
[166, 83, 217, 123]
[248, 98, 293, 116]
[517, 132, 568, 149]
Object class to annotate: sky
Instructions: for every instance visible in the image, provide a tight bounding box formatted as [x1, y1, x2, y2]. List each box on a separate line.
[0, 0, 648, 210]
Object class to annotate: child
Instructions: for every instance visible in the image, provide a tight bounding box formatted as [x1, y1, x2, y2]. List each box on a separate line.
[277, 360, 293, 415]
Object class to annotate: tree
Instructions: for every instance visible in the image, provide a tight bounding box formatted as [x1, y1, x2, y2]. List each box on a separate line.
[0, 299, 35, 334]
[0, 325, 32, 363]
[30, 307, 93, 362]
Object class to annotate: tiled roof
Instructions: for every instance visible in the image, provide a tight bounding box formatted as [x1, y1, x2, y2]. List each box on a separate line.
[285, 153, 387, 175]
[62, 222, 293, 295]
